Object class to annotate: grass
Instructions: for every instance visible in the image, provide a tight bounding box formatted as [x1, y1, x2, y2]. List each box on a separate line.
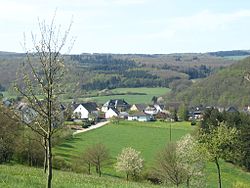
[54, 121, 193, 175]
[84, 87, 170, 104]
[1, 121, 249, 187]
[54, 120, 250, 187]
[0, 164, 165, 188]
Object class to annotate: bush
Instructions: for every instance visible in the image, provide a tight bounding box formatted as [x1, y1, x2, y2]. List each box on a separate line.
[191, 120, 196, 126]
[233, 181, 249, 188]
[53, 156, 71, 171]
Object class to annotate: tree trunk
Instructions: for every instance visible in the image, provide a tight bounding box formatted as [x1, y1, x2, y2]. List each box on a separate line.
[215, 157, 222, 188]
[44, 137, 48, 173]
[126, 173, 129, 181]
[47, 135, 52, 188]
[186, 177, 190, 188]
[98, 164, 101, 177]
[88, 162, 91, 175]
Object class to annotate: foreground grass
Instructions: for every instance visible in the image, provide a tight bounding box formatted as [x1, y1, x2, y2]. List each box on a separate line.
[0, 164, 165, 188]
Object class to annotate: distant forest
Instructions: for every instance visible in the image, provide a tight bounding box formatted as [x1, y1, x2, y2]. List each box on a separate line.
[0, 51, 244, 104]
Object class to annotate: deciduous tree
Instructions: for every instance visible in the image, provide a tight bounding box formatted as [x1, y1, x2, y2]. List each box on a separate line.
[14, 14, 74, 188]
[198, 123, 239, 188]
[115, 147, 144, 181]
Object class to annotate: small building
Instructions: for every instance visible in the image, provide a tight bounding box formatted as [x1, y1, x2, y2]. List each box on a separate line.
[73, 102, 98, 119]
[130, 104, 147, 112]
[226, 106, 238, 113]
[154, 104, 165, 113]
[128, 111, 152, 122]
[105, 107, 119, 119]
[119, 111, 129, 119]
[144, 105, 158, 115]
[102, 99, 130, 112]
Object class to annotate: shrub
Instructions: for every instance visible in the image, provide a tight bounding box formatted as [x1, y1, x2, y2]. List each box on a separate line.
[53, 156, 71, 171]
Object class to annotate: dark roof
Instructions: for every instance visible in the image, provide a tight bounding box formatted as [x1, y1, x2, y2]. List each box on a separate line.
[226, 106, 238, 113]
[104, 99, 130, 108]
[75, 102, 98, 112]
[129, 111, 148, 116]
[132, 104, 147, 111]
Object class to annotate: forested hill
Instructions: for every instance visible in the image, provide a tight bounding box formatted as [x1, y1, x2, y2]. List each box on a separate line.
[168, 57, 250, 107]
[0, 51, 244, 93]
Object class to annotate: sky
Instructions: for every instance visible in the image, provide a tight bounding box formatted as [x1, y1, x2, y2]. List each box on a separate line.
[1, 0, 250, 54]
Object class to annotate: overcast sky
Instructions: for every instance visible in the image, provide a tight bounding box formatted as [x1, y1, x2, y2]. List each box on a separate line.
[1, 0, 250, 54]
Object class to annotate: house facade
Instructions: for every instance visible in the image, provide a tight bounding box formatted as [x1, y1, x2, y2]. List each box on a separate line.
[105, 108, 119, 119]
[130, 104, 147, 112]
[128, 112, 151, 122]
[102, 99, 130, 112]
[73, 102, 98, 119]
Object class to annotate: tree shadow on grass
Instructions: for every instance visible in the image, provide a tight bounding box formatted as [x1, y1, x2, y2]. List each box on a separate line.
[59, 143, 74, 148]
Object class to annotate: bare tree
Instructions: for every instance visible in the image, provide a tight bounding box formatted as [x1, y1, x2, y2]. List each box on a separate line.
[14, 14, 74, 188]
[153, 143, 186, 187]
[83, 143, 109, 177]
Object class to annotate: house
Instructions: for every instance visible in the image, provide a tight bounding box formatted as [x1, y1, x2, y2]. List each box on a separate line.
[105, 107, 119, 119]
[128, 111, 152, 122]
[144, 105, 158, 115]
[226, 106, 238, 113]
[189, 105, 205, 120]
[119, 111, 129, 119]
[101, 99, 130, 112]
[16, 102, 37, 124]
[130, 104, 147, 112]
[154, 104, 165, 113]
[73, 102, 98, 119]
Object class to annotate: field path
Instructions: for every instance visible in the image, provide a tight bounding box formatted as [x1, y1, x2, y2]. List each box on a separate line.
[73, 120, 110, 135]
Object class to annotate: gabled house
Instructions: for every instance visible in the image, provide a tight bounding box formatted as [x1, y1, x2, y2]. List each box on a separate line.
[154, 104, 165, 113]
[105, 107, 119, 119]
[226, 106, 238, 113]
[130, 104, 147, 112]
[16, 102, 37, 124]
[101, 99, 130, 112]
[73, 102, 98, 119]
[128, 111, 152, 122]
[144, 105, 158, 115]
[189, 105, 205, 120]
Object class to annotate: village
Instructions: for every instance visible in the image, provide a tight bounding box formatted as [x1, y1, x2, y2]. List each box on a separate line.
[2, 96, 247, 131]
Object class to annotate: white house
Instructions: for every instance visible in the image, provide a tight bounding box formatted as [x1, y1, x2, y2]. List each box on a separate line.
[154, 104, 164, 113]
[105, 108, 119, 119]
[128, 112, 151, 122]
[73, 102, 98, 119]
[144, 105, 158, 115]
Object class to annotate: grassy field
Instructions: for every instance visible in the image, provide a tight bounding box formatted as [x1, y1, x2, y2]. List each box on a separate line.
[0, 164, 166, 188]
[1, 121, 250, 187]
[83, 87, 170, 104]
[54, 120, 250, 187]
[54, 121, 191, 169]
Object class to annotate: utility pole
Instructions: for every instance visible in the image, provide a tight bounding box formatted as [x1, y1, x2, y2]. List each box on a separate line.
[169, 122, 172, 141]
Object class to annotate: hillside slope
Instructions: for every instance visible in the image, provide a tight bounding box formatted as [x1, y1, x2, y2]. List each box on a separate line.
[170, 57, 250, 107]
[0, 164, 164, 188]
[0, 52, 237, 93]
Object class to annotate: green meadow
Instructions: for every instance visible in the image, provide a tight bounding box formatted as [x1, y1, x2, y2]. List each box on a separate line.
[0, 164, 165, 188]
[54, 120, 250, 187]
[84, 87, 170, 104]
[1, 121, 250, 187]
